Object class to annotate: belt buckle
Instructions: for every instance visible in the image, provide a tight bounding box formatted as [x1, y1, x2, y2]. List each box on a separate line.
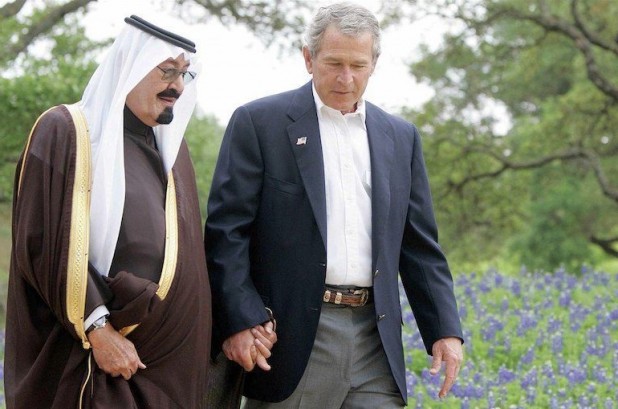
[353, 289, 369, 307]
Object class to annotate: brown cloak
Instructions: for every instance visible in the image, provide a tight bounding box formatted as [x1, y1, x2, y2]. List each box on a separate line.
[5, 105, 212, 408]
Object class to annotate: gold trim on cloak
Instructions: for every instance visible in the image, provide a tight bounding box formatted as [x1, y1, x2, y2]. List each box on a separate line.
[63, 103, 93, 349]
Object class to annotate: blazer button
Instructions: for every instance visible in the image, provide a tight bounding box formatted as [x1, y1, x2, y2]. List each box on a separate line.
[378, 314, 386, 321]
[374, 269, 379, 277]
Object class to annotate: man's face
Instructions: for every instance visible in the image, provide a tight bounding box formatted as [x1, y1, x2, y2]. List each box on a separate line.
[126, 54, 189, 126]
[303, 25, 375, 114]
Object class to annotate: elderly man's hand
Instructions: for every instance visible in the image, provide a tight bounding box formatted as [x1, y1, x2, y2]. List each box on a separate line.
[429, 337, 463, 398]
[88, 324, 146, 380]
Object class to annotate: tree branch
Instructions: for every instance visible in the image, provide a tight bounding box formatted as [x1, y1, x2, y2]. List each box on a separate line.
[6, 0, 95, 57]
[589, 235, 618, 257]
[446, 146, 618, 203]
[580, 149, 618, 203]
[571, 0, 618, 56]
[485, 4, 618, 102]
[0, 0, 27, 19]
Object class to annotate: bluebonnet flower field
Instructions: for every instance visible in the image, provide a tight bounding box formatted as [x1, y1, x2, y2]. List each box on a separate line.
[402, 267, 618, 408]
[0, 267, 615, 408]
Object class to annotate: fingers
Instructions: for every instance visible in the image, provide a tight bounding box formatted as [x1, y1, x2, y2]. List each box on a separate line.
[262, 321, 276, 336]
[253, 324, 277, 344]
[223, 324, 278, 372]
[430, 337, 464, 399]
[227, 348, 255, 372]
[121, 367, 134, 381]
[227, 345, 256, 372]
[429, 352, 443, 375]
[438, 362, 459, 398]
[223, 330, 257, 371]
[253, 337, 271, 359]
[119, 360, 146, 380]
[240, 350, 257, 371]
[104, 348, 143, 380]
[251, 327, 275, 352]
[90, 324, 146, 380]
[254, 351, 272, 371]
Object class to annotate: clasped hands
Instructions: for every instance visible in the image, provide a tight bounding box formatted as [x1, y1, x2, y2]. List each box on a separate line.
[88, 320, 278, 379]
[223, 321, 278, 371]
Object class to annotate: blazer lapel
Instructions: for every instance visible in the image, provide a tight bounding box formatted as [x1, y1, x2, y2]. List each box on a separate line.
[366, 105, 393, 270]
[287, 84, 328, 246]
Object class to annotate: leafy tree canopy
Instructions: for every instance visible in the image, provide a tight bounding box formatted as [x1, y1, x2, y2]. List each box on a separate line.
[397, 0, 618, 270]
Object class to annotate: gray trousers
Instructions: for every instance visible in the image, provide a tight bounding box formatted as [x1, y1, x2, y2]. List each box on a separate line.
[243, 302, 404, 409]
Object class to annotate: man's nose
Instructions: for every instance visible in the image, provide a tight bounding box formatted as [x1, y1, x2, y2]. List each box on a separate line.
[337, 67, 353, 85]
[167, 74, 185, 94]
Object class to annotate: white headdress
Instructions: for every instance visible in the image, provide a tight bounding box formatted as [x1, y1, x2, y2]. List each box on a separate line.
[80, 16, 200, 275]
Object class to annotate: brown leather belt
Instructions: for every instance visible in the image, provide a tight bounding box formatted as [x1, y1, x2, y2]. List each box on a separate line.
[323, 286, 372, 307]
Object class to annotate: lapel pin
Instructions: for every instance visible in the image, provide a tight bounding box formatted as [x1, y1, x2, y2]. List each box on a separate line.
[296, 137, 307, 146]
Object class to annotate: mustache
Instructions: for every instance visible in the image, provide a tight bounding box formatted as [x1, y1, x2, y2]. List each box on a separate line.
[157, 89, 181, 99]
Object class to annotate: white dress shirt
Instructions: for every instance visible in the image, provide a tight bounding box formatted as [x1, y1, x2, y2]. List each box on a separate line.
[313, 85, 373, 287]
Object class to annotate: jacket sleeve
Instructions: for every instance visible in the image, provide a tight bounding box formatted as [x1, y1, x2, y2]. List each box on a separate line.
[398, 125, 463, 354]
[205, 105, 270, 344]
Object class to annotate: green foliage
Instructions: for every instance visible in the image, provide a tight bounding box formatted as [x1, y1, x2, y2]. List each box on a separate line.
[0, 16, 102, 203]
[404, 0, 618, 270]
[184, 112, 225, 222]
[509, 166, 607, 272]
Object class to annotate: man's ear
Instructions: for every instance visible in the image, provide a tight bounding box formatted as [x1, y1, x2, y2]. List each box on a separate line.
[302, 46, 313, 74]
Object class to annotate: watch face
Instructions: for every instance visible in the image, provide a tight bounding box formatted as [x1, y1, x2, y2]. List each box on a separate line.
[90, 316, 107, 332]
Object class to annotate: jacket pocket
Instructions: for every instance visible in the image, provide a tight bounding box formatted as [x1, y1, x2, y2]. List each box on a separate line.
[264, 173, 305, 196]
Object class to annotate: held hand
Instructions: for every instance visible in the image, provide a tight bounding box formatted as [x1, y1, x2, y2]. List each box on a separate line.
[429, 337, 463, 398]
[223, 329, 258, 371]
[250, 321, 277, 371]
[88, 324, 146, 380]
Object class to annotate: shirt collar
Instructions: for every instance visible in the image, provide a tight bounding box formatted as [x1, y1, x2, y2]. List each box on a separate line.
[311, 82, 366, 123]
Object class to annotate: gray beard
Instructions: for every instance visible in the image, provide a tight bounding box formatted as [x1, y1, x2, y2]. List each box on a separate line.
[156, 107, 174, 124]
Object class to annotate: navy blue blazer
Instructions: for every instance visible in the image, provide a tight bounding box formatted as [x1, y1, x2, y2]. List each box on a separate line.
[205, 81, 463, 403]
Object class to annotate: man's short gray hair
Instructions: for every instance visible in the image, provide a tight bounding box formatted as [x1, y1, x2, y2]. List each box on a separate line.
[304, 2, 381, 62]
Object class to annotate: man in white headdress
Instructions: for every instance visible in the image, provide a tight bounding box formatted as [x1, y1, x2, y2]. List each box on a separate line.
[4, 15, 274, 409]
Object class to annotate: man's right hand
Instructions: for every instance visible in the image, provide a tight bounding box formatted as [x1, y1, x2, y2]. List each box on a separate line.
[251, 321, 277, 370]
[88, 324, 146, 380]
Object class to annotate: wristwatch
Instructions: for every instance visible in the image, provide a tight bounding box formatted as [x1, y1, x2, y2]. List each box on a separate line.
[86, 315, 108, 334]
